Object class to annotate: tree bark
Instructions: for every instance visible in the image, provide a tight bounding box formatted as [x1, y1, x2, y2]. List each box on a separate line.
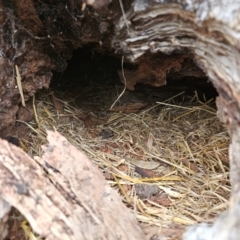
[112, 0, 240, 239]
[0, 131, 145, 240]
[0, 0, 240, 239]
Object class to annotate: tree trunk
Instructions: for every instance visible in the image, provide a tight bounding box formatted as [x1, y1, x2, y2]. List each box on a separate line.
[0, 0, 240, 239]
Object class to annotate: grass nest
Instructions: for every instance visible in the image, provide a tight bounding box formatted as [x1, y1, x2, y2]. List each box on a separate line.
[15, 84, 230, 239]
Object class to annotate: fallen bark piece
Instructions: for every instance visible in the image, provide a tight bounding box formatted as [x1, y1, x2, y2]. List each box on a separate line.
[0, 132, 145, 240]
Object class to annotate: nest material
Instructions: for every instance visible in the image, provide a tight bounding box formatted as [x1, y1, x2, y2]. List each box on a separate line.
[18, 85, 230, 238]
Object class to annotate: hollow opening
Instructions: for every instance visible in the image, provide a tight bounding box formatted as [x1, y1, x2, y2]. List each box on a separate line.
[50, 47, 219, 103]
[15, 46, 230, 237]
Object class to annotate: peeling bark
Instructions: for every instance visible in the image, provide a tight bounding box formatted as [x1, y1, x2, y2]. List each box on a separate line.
[0, 131, 145, 240]
[0, 0, 240, 238]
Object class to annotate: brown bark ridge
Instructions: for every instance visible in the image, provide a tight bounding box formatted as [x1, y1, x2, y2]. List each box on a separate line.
[0, 131, 145, 240]
[0, 0, 126, 136]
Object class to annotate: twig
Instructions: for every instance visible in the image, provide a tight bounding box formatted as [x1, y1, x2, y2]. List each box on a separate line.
[110, 56, 127, 109]
[15, 65, 26, 107]
[119, 0, 129, 29]
[33, 94, 39, 124]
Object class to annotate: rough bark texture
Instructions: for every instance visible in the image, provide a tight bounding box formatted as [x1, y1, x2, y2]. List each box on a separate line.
[0, 131, 145, 240]
[0, 0, 126, 136]
[113, 1, 240, 239]
[0, 0, 204, 137]
[0, 0, 240, 239]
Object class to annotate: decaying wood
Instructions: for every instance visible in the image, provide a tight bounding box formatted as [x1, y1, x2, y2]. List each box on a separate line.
[0, 0, 205, 137]
[0, 0, 240, 238]
[117, 54, 205, 90]
[113, 1, 240, 239]
[114, 0, 240, 103]
[0, 131, 145, 240]
[0, 0, 128, 136]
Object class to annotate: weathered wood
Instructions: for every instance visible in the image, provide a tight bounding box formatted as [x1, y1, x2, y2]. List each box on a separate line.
[0, 0, 203, 136]
[0, 131, 145, 240]
[113, 1, 240, 238]
[0, 0, 240, 239]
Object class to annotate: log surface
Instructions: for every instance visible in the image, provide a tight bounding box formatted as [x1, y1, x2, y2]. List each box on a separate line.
[0, 131, 145, 240]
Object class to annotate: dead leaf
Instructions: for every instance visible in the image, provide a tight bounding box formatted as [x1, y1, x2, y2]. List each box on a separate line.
[110, 102, 147, 114]
[135, 166, 155, 178]
[127, 158, 160, 169]
[181, 158, 198, 172]
[76, 113, 98, 128]
[108, 142, 118, 148]
[118, 164, 128, 172]
[149, 192, 172, 206]
[101, 146, 113, 154]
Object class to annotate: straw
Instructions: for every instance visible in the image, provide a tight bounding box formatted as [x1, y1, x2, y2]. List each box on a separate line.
[19, 85, 230, 237]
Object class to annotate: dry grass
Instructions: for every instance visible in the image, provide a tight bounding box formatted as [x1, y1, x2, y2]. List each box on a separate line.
[21, 86, 230, 232]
